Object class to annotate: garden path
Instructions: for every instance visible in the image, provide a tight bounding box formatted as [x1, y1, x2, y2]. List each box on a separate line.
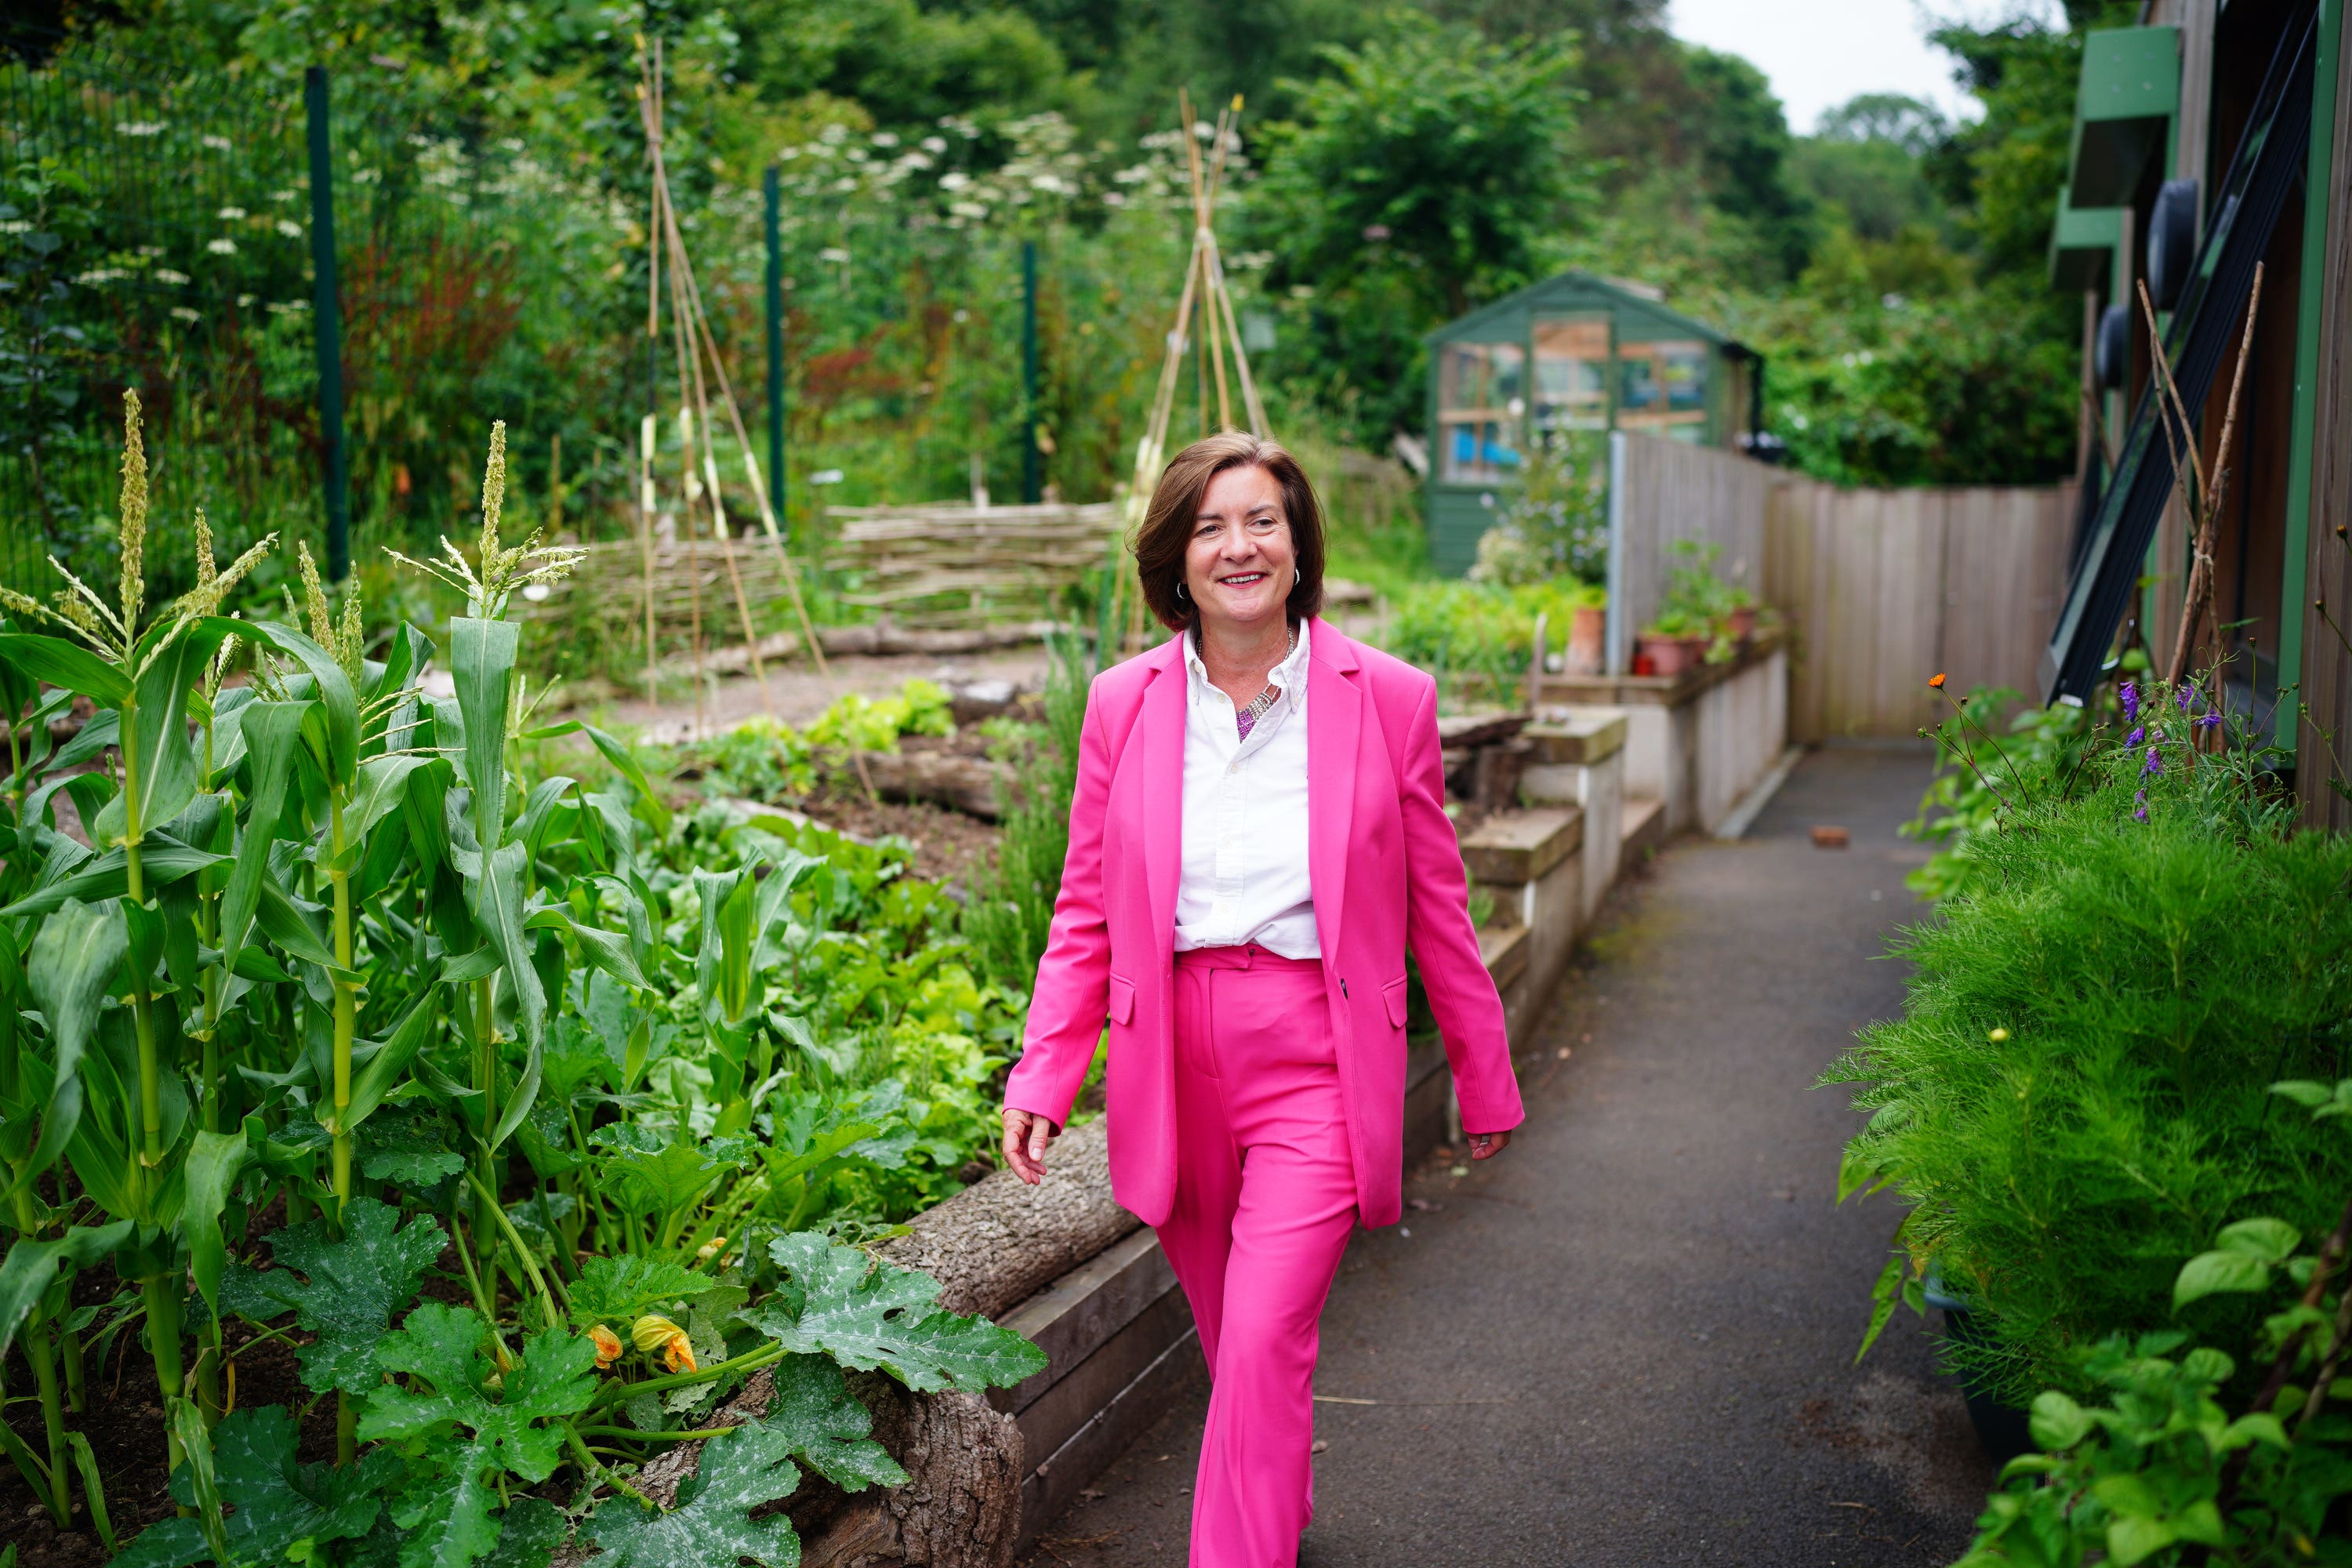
[1021, 746, 1994, 1567]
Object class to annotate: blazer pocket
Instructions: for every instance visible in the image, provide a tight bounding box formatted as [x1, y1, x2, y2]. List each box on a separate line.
[1381, 976, 1411, 1030]
[1107, 975, 1136, 1026]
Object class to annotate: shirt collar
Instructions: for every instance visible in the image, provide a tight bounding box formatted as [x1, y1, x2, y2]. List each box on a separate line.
[1185, 619, 1308, 699]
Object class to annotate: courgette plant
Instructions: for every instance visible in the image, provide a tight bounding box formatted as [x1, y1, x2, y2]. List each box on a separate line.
[0, 398, 1044, 1567]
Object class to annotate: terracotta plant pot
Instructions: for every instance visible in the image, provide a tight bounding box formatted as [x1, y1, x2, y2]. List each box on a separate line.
[1566, 606, 1606, 675]
[1726, 605, 1758, 641]
[1635, 633, 1699, 677]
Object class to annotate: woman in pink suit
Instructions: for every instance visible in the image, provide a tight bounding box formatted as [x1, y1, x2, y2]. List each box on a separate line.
[1000, 433, 1523, 1566]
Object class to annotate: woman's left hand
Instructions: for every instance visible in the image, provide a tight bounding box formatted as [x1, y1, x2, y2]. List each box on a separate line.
[1466, 1130, 1511, 1160]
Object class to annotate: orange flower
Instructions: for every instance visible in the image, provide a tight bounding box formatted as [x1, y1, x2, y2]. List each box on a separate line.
[1929, 672, 1947, 688]
[590, 1324, 624, 1369]
[630, 1313, 696, 1374]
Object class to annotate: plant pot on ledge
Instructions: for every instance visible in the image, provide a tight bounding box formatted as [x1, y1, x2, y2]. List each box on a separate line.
[1924, 1273, 2033, 1465]
[1635, 626, 1703, 677]
[1725, 604, 1758, 642]
[1567, 604, 1606, 674]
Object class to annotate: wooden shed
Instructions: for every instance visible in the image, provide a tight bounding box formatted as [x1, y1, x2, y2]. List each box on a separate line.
[1422, 272, 1761, 575]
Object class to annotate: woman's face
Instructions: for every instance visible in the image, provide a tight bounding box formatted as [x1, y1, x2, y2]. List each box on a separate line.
[1183, 463, 1295, 638]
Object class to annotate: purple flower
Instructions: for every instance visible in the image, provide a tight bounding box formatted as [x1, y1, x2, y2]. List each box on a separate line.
[2142, 745, 2163, 777]
[2122, 682, 2140, 724]
[2176, 684, 2194, 713]
[2195, 711, 2223, 730]
[2133, 789, 2148, 823]
[2126, 725, 2145, 746]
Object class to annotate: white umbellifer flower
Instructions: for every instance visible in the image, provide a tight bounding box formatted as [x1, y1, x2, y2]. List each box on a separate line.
[938, 171, 970, 191]
[0, 220, 30, 234]
[201, 134, 231, 151]
[218, 205, 246, 220]
[949, 201, 988, 220]
[208, 238, 237, 254]
[116, 121, 163, 136]
[155, 269, 190, 285]
[921, 136, 946, 154]
[872, 131, 898, 147]
[818, 247, 850, 264]
[170, 307, 201, 323]
[277, 220, 303, 238]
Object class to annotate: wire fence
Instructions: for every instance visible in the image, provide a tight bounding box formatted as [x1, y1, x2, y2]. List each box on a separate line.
[2, 27, 1217, 652]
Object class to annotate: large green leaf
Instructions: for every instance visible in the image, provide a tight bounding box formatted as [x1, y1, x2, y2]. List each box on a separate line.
[565, 1254, 721, 1332]
[586, 1126, 748, 1223]
[742, 1232, 1046, 1393]
[580, 1418, 804, 1568]
[0, 1221, 132, 1356]
[449, 617, 518, 848]
[360, 1302, 598, 1487]
[221, 1197, 446, 1396]
[481, 1497, 566, 1568]
[762, 1353, 909, 1492]
[384, 1443, 501, 1568]
[0, 631, 129, 706]
[244, 622, 358, 789]
[111, 1403, 396, 1568]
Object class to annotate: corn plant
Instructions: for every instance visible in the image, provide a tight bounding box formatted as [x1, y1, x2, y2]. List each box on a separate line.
[0, 397, 1043, 1565]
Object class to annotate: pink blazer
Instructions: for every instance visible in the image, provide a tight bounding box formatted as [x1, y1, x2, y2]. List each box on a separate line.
[1003, 616, 1523, 1229]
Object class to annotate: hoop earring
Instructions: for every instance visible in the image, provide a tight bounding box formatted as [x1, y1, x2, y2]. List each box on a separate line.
[1175, 580, 1189, 602]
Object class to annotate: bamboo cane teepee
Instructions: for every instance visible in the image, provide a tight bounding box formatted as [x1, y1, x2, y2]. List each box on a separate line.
[635, 38, 829, 731]
[1111, 91, 1272, 653]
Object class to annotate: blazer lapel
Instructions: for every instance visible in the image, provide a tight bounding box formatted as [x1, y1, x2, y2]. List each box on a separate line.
[1306, 617, 1361, 966]
[1140, 635, 1188, 967]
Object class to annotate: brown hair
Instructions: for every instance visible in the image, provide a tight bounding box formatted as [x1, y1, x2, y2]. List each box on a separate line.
[1134, 433, 1327, 632]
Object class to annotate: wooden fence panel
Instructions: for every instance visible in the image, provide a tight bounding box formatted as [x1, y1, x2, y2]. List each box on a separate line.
[1764, 483, 2074, 742]
[1610, 434, 1778, 671]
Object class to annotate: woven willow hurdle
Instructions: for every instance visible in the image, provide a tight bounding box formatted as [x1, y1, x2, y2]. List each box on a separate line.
[825, 500, 1123, 629]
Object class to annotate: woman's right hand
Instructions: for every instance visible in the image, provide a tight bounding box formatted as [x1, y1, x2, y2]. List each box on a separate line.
[1002, 1108, 1058, 1185]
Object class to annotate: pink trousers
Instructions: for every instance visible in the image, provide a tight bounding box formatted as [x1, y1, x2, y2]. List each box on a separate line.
[1159, 945, 1359, 1568]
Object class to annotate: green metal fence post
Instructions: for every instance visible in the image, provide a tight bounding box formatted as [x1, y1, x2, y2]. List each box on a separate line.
[1022, 239, 1040, 505]
[764, 163, 786, 536]
[304, 66, 349, 582]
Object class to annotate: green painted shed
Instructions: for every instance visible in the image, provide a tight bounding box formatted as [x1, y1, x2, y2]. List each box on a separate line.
[1422, 272, 1759, 575]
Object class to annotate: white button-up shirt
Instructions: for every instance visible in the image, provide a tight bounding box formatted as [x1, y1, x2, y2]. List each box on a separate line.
[1172, 622, 1319, 957]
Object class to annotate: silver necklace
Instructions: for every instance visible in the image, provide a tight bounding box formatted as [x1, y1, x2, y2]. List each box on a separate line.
[1232, 624, 1298, 739]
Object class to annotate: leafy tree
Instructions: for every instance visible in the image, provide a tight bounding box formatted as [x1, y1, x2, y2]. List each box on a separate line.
[1247, 11, 1587, 441]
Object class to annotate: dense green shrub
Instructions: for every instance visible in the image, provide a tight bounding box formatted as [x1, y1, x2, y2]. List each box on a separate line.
[1828, 688, 2352, 1404]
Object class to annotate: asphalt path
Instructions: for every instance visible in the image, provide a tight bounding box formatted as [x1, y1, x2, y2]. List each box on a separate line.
[1021, 746, 1994, 1568]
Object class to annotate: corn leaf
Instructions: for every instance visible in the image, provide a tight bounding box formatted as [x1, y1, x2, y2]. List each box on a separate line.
[180, 1128, 248, 1323]
[450, 617, 518, 848]
[244, 622, 358, 789]
[0, 632, 130, 707]
[0, 1221, 132, 1356]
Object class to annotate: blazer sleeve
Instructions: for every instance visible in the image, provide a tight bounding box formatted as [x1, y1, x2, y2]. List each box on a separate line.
[1396, 676, 1526, 1135]
[1000, 680, 1114, 1131]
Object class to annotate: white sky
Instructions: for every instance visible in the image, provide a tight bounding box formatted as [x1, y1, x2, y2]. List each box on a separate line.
[1665, 1, 2063, 136]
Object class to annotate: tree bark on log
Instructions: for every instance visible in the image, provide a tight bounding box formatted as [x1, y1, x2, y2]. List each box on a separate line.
[877, 1118, 1138, 1321]
[849, 750, 1016, 821]
[798, 1380, 1025, 1568]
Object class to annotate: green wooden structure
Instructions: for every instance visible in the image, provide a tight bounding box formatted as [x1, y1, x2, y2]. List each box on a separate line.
[1422, 272, 1759, 575]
